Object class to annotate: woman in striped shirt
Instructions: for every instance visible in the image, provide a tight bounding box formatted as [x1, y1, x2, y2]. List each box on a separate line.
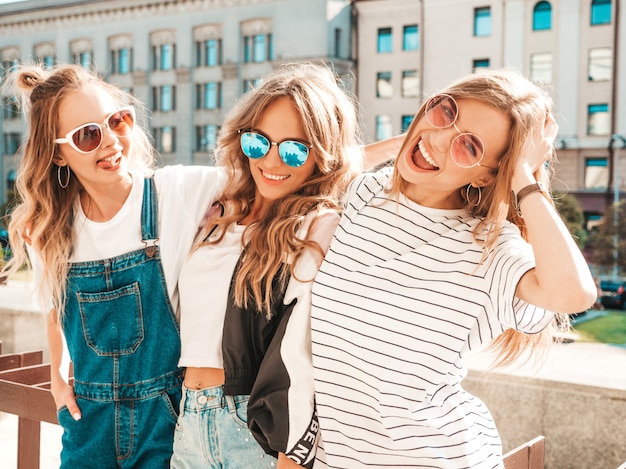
[310, 69, 596, 468]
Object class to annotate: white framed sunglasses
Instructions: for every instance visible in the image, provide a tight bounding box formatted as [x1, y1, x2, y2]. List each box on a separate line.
[238, 129, 311, 168]
[54, 106, 135, 154]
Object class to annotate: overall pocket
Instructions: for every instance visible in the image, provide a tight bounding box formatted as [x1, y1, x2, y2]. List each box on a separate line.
[77, 282, 144, 356]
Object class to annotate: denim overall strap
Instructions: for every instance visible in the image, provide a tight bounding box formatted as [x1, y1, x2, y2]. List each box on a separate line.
[142, 176, 158, 242]
[59, 176, 182, 468]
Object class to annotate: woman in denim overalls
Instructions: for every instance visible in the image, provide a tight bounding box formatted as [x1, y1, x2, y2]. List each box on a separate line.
[4, 64, 224, 468]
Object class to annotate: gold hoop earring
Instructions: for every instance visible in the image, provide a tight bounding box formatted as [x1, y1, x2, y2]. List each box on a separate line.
[465, 183, 482, 207]
[57, 165, 70, 188]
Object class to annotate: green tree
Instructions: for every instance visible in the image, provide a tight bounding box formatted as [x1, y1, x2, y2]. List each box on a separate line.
[586, 201, 626, 275]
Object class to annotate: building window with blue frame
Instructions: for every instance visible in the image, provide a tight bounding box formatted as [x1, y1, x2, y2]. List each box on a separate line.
[402, 70, 419, 98]
[591, 0, 611, 25]
[588, 48, 612, 81]
[472, 58, 490, 72]
[376, 72, 393, 98]
[474, 7, 491, 37]
[153, 43, 175, 71]
[196, 82, 222, 110]
[2, 96, 20, 119]
[111, 47, 132, 74]
[195, 124, 219, 153]
[153, 85, 175, 112]
[377, 27, 392, 53]
[3, 132, 21, 154]
[375, 115, 393, 141]
[196, 38, 222, 67]
[584, 158, 608, 189]
[532, 1, 552, 31]
[153, 127, 176, 154]
[530, 52, 552, 84]
[243, 34, 273, 63]
[401, 115, 414, 133]
[587, 103, 610, 135]
[403, 25, 418, 51]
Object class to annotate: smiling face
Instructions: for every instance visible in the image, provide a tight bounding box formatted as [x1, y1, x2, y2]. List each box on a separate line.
[396, 97, 510, 209]
[54, 84, 132, 192]
[247, 97, 317, 212]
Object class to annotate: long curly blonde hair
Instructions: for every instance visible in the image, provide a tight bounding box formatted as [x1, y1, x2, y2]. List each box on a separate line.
[2, 63, 155, 314]
[198, 62, 363, 318]
[390, 69, 564, 367]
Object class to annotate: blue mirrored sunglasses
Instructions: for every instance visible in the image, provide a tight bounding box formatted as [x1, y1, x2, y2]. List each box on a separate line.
[239, 130, 311, 168]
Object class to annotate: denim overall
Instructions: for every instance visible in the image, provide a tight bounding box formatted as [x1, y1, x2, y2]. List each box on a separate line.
[57, 178, 183, 468]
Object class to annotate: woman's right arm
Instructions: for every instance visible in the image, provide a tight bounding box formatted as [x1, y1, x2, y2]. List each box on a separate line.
[47, 308, 81, 420]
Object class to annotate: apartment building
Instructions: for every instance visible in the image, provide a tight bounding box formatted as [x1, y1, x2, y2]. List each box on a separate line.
[1, 0, 624, 230]
[353, 0, 625, 229]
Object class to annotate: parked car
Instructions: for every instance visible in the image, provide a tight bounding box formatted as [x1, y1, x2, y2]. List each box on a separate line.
[599, 278, 626, 310]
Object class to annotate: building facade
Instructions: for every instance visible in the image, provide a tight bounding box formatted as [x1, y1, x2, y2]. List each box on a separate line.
[1, 0, 625, 232]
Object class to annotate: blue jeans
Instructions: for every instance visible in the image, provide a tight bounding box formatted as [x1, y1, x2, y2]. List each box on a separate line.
[171, 384, 276, 468]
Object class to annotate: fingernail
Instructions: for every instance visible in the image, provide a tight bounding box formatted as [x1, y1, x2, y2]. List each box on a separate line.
[73, 413, 81, 421]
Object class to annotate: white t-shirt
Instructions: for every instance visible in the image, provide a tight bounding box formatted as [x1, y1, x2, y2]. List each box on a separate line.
[177, 223, 245, 368]
[31, 165, 227, 319]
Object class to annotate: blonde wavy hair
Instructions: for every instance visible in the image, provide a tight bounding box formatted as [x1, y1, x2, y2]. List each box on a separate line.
[2, 63, 155, 315]
[390, 69, 565, 367]
[198, 62, 362, 318]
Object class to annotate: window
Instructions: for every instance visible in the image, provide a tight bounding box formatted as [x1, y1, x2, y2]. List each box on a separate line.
[401, 115, 414, 133]
[243, 78, 260, 93]
[588, 48, 612, 81]
[584, 158, 608, 189]
[153, 43, 175, 71]
[532, 1, 552, 31]
[196, 124, 218, 153]
[591, 0, 611, 25]
[474, 7, 491, 37]
[402, 70, 419, 98]
[587, 104, 610, 135]
[3, 133, 21, 154]
[472, 59, 490, 72]
[244, 34, 273, 63]
[1, 58, 18, 77]
[73, 51, 92, 69]
[376, 72, 393, 98]
[375, 115, 393, 141]
[153, 85, 176, 112]
[403, 25, 418, 51]
[196, 39, 222, 67]
[70, 40, 93, 70]
[377, 27, 392, 53]
[153, 127, 176, 153]
[196, 82, 222, 110]
[334, 28, 342, 58]
[2, 96, 20, 120]
[111, 47, 132, 74]
[530, 53, 553, 84]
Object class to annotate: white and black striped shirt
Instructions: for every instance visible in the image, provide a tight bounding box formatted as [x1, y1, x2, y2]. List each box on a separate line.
[311, 169, 552, 469]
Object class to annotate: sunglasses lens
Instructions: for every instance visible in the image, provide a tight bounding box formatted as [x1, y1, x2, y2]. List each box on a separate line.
[279, 141, 309, 167]
[72, 124, 102, 153]
[426, 95, 457, 128]
[108, 109, 135, 136]
[240, 132, 270, 159]
[451, 133, 485, 167]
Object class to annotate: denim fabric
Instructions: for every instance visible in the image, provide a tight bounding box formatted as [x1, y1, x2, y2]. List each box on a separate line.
[58, 178, 183, 468]
[171, 384, 277, 468]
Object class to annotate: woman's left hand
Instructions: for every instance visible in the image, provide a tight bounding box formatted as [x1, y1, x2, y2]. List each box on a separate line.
[514, 114, 559, 186]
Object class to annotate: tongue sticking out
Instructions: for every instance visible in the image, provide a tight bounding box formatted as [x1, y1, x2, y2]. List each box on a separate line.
[98, 157, 119, 169]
